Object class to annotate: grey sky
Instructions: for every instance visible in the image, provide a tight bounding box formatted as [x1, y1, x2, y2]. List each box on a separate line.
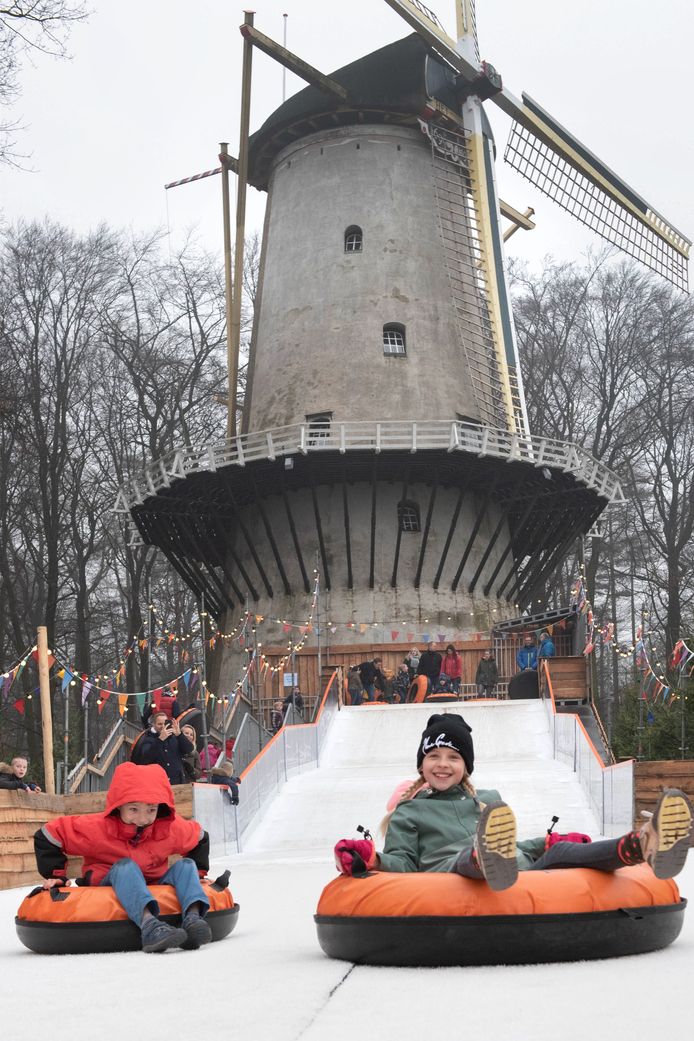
[1, 0, 692, 280]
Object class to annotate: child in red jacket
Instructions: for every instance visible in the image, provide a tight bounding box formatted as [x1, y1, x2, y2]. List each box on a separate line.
[34, 761, 212, 953]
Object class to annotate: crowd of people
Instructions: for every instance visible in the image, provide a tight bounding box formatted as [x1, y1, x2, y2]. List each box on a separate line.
[346, 642, 499, 704]
[344, 630, 557, 705]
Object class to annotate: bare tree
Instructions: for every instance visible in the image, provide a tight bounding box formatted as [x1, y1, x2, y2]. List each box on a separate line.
[0, 2, 87, 163]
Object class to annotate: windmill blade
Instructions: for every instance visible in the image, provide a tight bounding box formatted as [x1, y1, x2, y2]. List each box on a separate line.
[497, 89, 690, 292]
[381, 0, 480, 80]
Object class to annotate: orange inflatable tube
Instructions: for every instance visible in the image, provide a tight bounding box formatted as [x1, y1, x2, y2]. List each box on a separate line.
[16, 874, 239, 954]
[315, 864, 685, 965]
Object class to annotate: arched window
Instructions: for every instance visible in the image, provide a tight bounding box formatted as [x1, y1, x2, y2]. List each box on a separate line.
[344, 226, 363, 253]
[383, 323, 406, 356]
[398, 500, 420, 533]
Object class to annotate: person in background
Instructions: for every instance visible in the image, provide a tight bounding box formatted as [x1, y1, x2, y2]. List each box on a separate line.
[392, 663, 411, 704]
[133, 710, 193, 786]
[516, 634, 538, 672]
[142, 688, 180, 727]
[404, 647, 420, 681]
[283, 687, 305, 718]
[199, 740, 221, 775]
[347, 666, 365, 706]
[358, 658, 385, 703]
[441, 644, 462, 694]
[208, 761, 241, 805]
[0, 755, 42, 792]
[538, 629, 556, 659]
[417, 643, 442, 693]
[181, 725, 202, 783]
[270, 700, 285, 733]
[475, 650, 499, 698]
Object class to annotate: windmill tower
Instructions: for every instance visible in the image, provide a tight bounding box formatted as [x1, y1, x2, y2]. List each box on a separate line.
[119, 1, 688, 691]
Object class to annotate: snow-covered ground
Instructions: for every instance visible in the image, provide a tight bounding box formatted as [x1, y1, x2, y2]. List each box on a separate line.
[3, 702, 692, 1040]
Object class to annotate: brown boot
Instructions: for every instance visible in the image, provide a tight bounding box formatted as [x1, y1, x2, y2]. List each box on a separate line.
[473, 802, 518, 891]
[640, 789, 693, 880]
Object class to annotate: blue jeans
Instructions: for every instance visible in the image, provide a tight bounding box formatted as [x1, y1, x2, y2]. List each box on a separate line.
[364, 683, 376, 702]
[100, 857, 210, 925]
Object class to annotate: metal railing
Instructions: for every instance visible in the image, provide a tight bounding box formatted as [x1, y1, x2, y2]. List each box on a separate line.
[65, 719, 141, 795]
[540, 660, 632, 837]
[192, 669, 341, 855]
[115, 420, 624, 512]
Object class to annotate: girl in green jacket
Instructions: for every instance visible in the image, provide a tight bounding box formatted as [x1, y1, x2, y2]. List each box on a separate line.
[334, 713, 693, 890]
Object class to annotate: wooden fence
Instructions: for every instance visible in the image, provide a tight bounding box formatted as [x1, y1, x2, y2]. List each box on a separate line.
[633, 760, 694, 842]
[0, 785, 193, 891]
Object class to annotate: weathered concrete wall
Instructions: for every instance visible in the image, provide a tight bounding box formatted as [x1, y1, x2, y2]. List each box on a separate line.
[245, 123, 481, 431]
[212, 477, 511, 696]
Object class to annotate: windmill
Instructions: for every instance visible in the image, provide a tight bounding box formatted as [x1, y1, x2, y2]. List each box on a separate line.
[117, 0, 687, 690]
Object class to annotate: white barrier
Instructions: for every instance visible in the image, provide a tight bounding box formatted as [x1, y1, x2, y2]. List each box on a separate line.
[541, 672, 633, 837]
[193, 673, 340, 856]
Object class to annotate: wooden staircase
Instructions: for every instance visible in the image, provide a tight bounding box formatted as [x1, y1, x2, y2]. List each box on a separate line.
[544, 656, 587, 704]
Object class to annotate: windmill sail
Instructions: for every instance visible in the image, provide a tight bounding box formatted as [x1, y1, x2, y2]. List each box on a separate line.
[502, 92, 690, 292]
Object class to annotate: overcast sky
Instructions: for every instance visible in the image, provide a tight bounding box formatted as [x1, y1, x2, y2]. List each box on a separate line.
[1, 0, 692, 279]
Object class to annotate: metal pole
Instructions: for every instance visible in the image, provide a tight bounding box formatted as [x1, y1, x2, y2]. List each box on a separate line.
[315, 567, 322, 696]
[83, 695, 89, 765]
[220, 141, 236, 442]
[37, 626, 56, 795]
[146, 576, 152, 694]
[63, 682, 70, 794]
[227, 10, 255, 440]
[608, 514, 618, 742]
[199, 592, 210, 768]
[282, 12, 288, 100]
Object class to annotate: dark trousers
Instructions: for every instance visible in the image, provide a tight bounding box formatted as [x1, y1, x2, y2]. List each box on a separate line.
[453, 838, 626, 879]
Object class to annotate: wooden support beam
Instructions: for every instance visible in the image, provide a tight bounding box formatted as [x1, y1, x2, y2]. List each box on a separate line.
[281, 482, 311, 594]
[310, 479, 331, 591]
[433, 487, 465, 590]
[414, 472, 438, 589]
[451, 479, 498, 591]
[249, 474, 292, 596]
[240, 23, 350, 102]
[342, 468, 353, 590]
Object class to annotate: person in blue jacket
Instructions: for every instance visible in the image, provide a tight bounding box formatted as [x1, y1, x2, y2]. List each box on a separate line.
[516, 634, 538, 671]
[538, 629, 556, 658]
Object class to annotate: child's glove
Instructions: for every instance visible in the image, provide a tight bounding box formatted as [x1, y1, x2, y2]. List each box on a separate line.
[334, 838, 377, 876]
[545, 831, 592, 851]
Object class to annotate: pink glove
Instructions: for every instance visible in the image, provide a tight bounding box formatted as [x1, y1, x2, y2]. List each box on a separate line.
[545, 831, 592, 851]
[334, 838, 377, 875]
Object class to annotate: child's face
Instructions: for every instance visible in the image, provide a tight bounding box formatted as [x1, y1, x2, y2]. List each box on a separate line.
[421, 748, 465, 792]
[11, 758, 28, 778]
[181, 726, 195, 744]
[118, 802, 159, 827]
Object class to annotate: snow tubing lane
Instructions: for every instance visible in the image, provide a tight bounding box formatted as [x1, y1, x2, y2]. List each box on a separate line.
[15, 876, 238, 954]
[315, 864, 685, 965]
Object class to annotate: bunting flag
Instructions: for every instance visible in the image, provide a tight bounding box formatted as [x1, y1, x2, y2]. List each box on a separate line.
[13, 698, 25, 715]
[81, 681, 92, 707]
[391, 630, 400, 642]
[61, 669, 73, 693]
[134, 693, 146, 713]
[31, 649, 56, 669]
[181, 669, 191, 688]
[117, 694, 129, 718]
[97, 690, 112, 714]
[438, 633, 446, 644]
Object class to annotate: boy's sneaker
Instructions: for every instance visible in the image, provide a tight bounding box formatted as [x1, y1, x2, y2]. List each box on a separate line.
[640, 789, 693, 880]
[181, 910, 213, 949]
[140, 916, 187, 953]
[473, 801, 519, 892]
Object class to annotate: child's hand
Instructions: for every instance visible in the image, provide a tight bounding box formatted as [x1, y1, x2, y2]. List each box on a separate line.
[334, 838, 377, 875]
[42, 878, 67, 890]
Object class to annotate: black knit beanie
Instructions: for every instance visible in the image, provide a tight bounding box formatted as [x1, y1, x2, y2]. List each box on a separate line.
[416, 713, 474, 775]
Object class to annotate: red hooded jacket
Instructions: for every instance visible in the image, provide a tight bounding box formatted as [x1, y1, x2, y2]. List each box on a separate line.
[37, 762, 204, 885]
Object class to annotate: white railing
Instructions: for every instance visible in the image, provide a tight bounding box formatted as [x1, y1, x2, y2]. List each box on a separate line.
[540, 664, 633, 837]
[115, 421, 624, 512]
[192, 670, 341, 856]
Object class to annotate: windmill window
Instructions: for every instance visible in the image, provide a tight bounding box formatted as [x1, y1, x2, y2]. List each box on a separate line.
[344, 226, 363, 253]
[305, 411, 332, 445]
[383, 324, 406, 356]
[398, 501, 420, 533]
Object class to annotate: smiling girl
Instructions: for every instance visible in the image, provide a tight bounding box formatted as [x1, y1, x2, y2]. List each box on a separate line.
[334, 713, 693, 891]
